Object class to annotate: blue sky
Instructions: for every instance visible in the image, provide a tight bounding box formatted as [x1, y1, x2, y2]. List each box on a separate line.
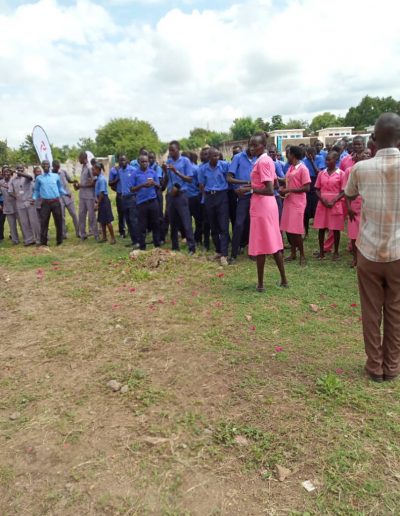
[1, 0, 399, 147]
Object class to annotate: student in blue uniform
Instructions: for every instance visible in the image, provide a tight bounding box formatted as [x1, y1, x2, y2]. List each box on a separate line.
[161, 140, 196, 254]
[198, 147, 211, 251]
[118, 155, 139, 248]
[303, 146, 321, 237]
[149, 151, 165, 243]
[314, 140, 327, 169]
[130, 154, 161, 251]
[198, 147, 230, 266]
[92, 162, 116, 244]
[108, 163, 126, 238]
[268, 144, 285, 220]
[182, 151, 203, 246]
[227, 144, 256, 262]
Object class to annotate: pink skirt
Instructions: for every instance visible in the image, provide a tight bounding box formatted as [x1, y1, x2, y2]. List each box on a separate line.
[280, 197, 306, 235]
[313, 200, 345, 231]
[249, 196, 283, 255]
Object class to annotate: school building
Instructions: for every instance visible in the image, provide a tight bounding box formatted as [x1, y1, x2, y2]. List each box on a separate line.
[317, 127, 354, 146]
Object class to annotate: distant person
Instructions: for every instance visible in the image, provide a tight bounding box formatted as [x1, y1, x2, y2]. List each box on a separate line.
[92, 162, 116, 244]
[314, 140, 327, 169]
[279, 146, 311, 265]
[198, 147, 230, 266]
[237, 132, 288, 292]
[268, 144, 285, 220]
[149, 151, 165, 243]
[183, 151, 203, 247]
[0, 166, 20, 244]
[313, 151, 345, 260]
[131, 153, 161, 251]
[52, 160, 79, 239]
[33, 160, 67, 246]
[76, 151, 98, 241]
[161, 140, 196, 254]
[108, 162, 126, 238]
[0, 167, 4, 241]
[345, 113, 400, 382]
[227, 143, 256, 262]
[9, 164, 40, 246]
[118, 155, 140, 248]
[303, 146, 321, 237]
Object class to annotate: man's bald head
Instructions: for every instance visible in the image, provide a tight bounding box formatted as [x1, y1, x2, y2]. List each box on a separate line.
[374, 113, 400, 150]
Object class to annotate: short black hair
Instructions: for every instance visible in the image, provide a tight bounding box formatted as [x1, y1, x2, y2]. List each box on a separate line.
[252, 131, 268, 146]
[288, 146, 303, 160]
[169, 140, 180, 149]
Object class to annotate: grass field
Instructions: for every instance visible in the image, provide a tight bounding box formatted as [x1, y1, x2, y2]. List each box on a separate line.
[0, 217, 399, 515]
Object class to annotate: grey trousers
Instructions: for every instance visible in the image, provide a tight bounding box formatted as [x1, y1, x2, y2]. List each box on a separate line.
[17, 205, 40, 244]
[61, 198, 79, 238]
[78, 198, 98, 238]
[6, 213, 20, 244]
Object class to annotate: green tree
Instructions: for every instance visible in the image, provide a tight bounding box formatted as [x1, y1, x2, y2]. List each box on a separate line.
[344, 95, 400, 130]
[270, 115, 285, 131]
[230, 117, 257, 140]
[284, 118, 309, 130]
[0, 140, 9, 166]
[16, 135, 38, 164]
[309, 112, 340, 132]
[95, 118, 161, 159]
[254, 117, 271, 132]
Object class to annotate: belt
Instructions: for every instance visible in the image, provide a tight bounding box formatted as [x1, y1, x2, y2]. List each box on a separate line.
[205, 190, 225, 195]
[138, 198, 157, 205]
[42, 198, 60, 204]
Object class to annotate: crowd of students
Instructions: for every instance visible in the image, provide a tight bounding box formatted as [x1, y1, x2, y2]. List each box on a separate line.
[0, 134, 370, 275]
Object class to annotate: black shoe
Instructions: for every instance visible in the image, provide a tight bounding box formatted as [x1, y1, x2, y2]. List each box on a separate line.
[367, 373, 384, 383]
[228, 257, 237, 264]
[384, 374, 398, 382]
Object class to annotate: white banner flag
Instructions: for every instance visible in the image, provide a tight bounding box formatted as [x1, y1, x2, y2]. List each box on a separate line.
[32, 125, 53, 164]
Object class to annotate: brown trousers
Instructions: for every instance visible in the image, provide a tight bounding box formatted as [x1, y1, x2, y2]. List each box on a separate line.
[357, 251, 400, 377]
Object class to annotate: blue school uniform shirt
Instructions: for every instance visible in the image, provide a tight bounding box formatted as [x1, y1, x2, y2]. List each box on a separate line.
[198, 160, 229, 192]
[109, 166, 122, 194]
[273, 160, 285, 197]
[186, 164, 201, 198]
[150, 162, 163, 180]
[315, 153, 326, 170]
[303, 157, 317, 178]
[283, 161, 290, 174]
[95, 173, 108, 197]
[166, 155, 193, 193]
[118, 165, 137, 196]
[130, 159, 139, 168]
[133, 167, 159, 205]
[228, 151, 255, 188]
[33, 172, 67, 200]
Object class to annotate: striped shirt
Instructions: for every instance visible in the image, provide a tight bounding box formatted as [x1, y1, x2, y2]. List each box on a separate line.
[345, 148, 400, 262]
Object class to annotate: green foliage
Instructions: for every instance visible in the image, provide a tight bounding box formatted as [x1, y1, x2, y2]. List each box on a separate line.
[309, 112, 341, 132]
[316, 372, 344, 398]
[270, 114, 285, 130]
[95, 117, 161, 160]
[230, 116, 258, 140]
[344, 95, 400, 130]
[0, 139, 9, 165]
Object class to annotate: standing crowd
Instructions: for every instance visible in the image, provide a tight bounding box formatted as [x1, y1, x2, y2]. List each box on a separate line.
[1, 113, 400, 382]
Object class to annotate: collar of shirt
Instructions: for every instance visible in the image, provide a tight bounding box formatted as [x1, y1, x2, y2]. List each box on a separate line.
[375, 147, 400, 157]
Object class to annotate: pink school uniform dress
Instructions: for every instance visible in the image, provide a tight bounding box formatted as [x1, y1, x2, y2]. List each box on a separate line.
[248, 153, 283, 256]
[280, 163, 311, 235]
[344, 167, 362, 239]
[313, 168, 346, 231]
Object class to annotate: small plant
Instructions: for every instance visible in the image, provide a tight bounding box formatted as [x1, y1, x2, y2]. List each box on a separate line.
[316, 372, 344, 398]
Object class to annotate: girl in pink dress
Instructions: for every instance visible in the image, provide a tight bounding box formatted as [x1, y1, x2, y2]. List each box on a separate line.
[236, 132, 288, 292]
[344, 150, 371, 267]
[279, 146, 311, 266]
[313, 150, 346, 260]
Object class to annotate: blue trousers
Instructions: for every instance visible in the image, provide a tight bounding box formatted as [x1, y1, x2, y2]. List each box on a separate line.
[231, 194, 251, 258]
[204, 190, 229, 256]
[167, 192, 195, 252]
[122, 195, 139, 245]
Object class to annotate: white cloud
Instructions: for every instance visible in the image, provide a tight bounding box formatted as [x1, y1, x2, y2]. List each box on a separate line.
[1, 0, 400, 149]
